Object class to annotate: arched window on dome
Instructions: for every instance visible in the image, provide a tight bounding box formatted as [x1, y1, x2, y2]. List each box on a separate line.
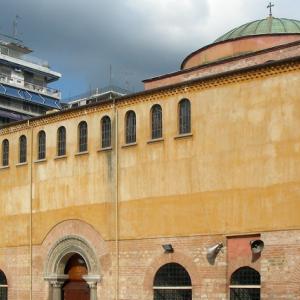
[125, 110, 136, 144]
[2, 139, 9, 167]
[153, 263, 192, 300]
[151, 104, 162, 139]
[178, 99, 191, 134]
[230, 266, 260, 300]
[37, 130, 46, 160]
[101, 116, 111, 148]
[0, 270, 8, 300]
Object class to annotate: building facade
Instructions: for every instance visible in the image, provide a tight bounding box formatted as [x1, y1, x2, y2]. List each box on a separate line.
[0, 33, 61, 126]
[0, 16, 300, 300]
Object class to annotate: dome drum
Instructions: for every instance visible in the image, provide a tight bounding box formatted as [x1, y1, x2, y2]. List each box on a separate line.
[181, 17, 300, 70]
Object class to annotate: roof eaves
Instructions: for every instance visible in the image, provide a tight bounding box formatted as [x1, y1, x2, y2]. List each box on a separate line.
[2, 55, 300, 131]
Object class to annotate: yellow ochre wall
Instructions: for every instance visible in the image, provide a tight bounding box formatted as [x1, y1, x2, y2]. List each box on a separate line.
[1, 62, 300, 248]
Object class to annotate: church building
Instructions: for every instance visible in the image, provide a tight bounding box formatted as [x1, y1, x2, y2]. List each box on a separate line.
[1, 12, 300, 300]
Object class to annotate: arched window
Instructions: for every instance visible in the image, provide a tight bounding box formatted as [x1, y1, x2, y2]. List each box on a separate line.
[125, 111, 136, 144]
[151, 104, 162, 139]
[153, 263, 192, 300]
[78, 121, 88, 152]
[0, 270, 8, 299]
[101, 116, 111, 148]
[230, 267, 260, 300]
[2, 139, 9, 166]
[179, 99, 191, 134]
[57, 126, 66, 156]
[19, 135, 27, 163]
[38, 130, 46, 160]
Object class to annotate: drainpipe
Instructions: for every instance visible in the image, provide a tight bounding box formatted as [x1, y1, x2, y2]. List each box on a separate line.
[28, 119, 33, 300]
[113, 99, 119, 300]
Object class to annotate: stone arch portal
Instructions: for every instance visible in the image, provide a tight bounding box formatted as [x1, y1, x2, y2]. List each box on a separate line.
[44, 235, 101, 300]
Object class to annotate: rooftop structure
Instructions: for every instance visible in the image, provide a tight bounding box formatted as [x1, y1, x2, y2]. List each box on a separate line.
[64, 85, 129, 109]
[0, 33, 61, 125]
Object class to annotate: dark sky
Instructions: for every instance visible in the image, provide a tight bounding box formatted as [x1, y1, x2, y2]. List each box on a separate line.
[1, 0, 299, 100]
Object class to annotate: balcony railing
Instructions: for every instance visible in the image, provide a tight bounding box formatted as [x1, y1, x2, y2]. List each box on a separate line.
[64, 85, 130, 103]
[0, 72, 61, 99]
[0, 45, 50, 68]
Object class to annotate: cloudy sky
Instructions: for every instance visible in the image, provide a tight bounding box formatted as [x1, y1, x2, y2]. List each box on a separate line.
[1, 0, 300, 100]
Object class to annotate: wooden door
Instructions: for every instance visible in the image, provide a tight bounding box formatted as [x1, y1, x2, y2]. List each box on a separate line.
[63, 254, 90, 300]
[63, 280, 90, 300]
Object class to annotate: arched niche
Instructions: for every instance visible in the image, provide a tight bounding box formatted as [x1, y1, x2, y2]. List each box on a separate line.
[44, 235, 100, 300]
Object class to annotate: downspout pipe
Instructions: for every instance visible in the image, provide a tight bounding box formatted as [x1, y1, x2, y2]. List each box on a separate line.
[114, 99, 119, 300]
[28, 119, 33, 300]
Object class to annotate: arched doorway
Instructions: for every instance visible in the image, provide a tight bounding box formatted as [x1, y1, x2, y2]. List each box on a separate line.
[63, 254, 90, 300]
[44, 235, 101, 300]
[153, 263, 192, 300]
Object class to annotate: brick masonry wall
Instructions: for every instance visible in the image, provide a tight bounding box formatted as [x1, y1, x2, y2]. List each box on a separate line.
[261, 230, 300, 299]
[0, 246, 31, 299]
[1, 227, 300, 299]
[119, 235, 227, 300]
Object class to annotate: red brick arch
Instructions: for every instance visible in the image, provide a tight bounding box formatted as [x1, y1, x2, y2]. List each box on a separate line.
[143, 251, 201, 290]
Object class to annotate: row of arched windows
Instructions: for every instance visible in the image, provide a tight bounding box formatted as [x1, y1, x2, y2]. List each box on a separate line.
[0, 265, 260, 300]
[1, 99, 191, 166]
[153, 264, 260, 300]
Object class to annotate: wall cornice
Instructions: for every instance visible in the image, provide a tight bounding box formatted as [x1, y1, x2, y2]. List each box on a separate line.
[0, 59, 299, 135]
[115, 60, 300, 107]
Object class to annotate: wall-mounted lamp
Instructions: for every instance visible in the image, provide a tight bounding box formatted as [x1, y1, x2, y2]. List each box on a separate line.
[250, 240, 264, 254]
[162, 244, 174, 253]
[207, 243, 223, 259]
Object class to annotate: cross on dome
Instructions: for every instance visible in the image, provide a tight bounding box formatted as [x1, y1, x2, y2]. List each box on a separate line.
[267, 2, 275, 17]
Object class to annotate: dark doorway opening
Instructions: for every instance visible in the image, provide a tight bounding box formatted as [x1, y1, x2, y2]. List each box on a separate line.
[63, 253, 90, 300]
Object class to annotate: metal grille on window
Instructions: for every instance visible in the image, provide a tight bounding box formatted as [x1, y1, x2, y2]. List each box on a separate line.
[101, 116, 111, 148]
[78, 121, 88, 152]
[126, 111, 136, 144]
[153, 263, 192, 300]
[179, 99, 191, 134]
[19, 135, 27, 163]
[0, 270, 8, 300]
[230, 267, 260, 300]
[2, 139, 9, 166]
[57, 126, 66, 156]
[38, 131, 46, 160]
[151, 104, 162, 139]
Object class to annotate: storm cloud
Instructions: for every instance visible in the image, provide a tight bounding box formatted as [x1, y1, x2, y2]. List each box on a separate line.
[1, 0, 299, 99]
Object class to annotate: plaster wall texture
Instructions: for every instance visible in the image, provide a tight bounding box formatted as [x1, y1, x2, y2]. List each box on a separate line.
[0, 61, 300, 299]
[1, 64, 300, 245]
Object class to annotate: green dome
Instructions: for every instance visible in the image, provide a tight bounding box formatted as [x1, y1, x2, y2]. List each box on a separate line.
[215, 17, 300, 43]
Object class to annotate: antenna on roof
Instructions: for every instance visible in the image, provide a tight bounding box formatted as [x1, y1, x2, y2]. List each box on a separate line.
[13, 15, 21, 38]
[267, 2, 274, 17]
[109, 64, 113, 87]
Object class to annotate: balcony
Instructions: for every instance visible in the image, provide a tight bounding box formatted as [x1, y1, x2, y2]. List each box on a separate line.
[0, 45, 49, 68]
[0, 72, 61, 99]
